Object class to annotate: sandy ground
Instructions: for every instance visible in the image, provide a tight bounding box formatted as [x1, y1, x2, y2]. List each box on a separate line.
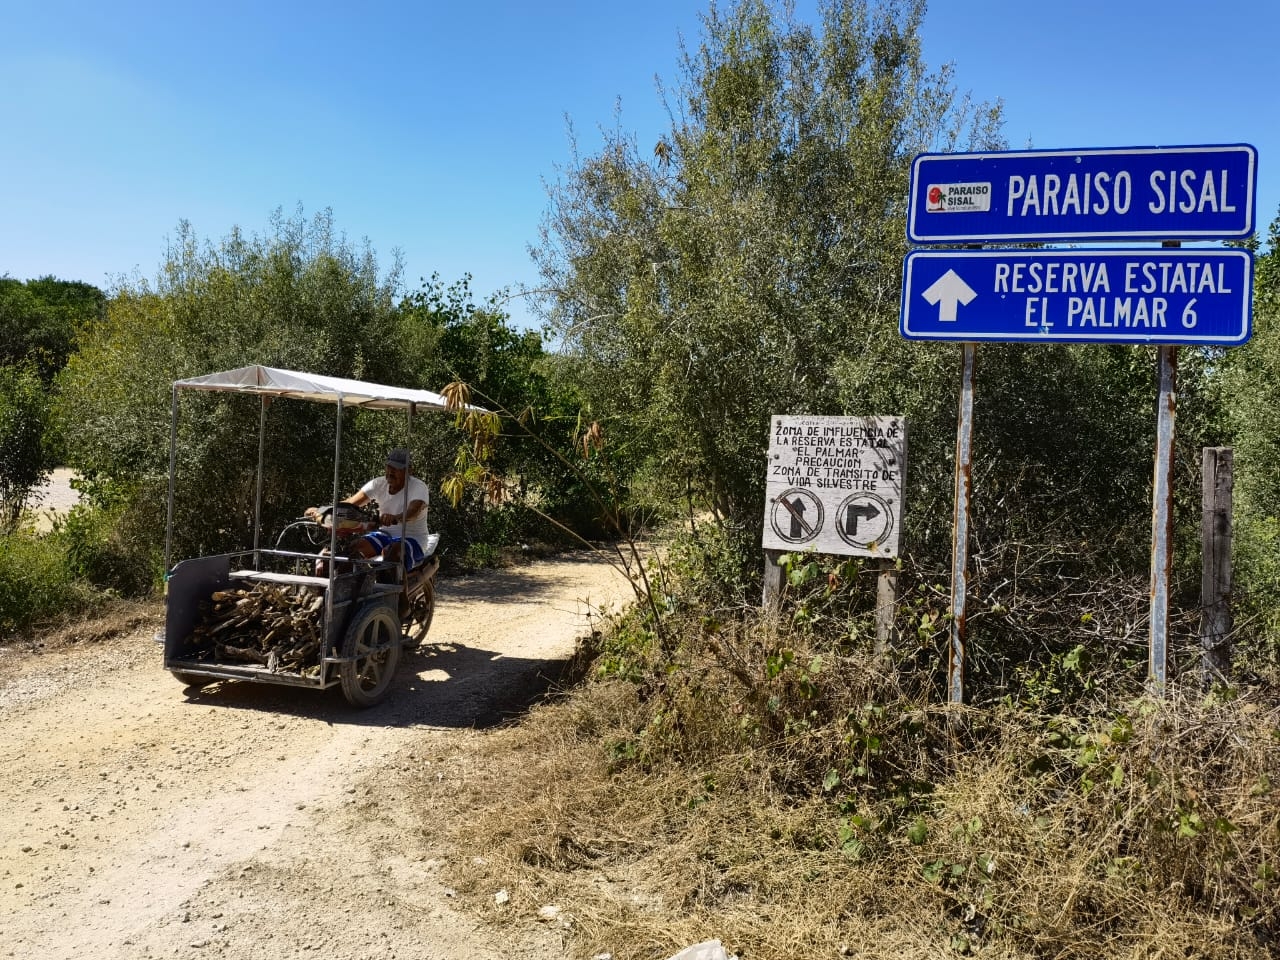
[27, 467, 81, 532]
[0, 552, 634, 960]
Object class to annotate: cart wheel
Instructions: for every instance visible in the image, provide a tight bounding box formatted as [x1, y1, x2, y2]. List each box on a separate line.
[171, 671, 213, 689]
[339, 602, 402, 708]
[403, 578, 436, 649]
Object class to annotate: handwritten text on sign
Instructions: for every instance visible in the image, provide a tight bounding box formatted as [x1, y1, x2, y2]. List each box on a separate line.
[762, 415, 906, 559]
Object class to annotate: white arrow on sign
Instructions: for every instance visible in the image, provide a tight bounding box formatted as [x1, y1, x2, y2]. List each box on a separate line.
[921, 269, 977, 322]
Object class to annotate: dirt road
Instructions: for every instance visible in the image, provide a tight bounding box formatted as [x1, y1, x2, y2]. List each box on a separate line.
[1, 554, 633, 960]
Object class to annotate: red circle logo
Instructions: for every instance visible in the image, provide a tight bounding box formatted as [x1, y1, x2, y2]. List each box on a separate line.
[928, 186, 944, 205]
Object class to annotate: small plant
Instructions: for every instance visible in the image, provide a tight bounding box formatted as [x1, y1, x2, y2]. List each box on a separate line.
[0, 528, 99, 634]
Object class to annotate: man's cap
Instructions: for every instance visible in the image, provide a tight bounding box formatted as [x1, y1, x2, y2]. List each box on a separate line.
[386, 448, 411, 470]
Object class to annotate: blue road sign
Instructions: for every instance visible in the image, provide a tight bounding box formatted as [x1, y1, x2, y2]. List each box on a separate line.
[900, 248, 1253, 346]
[907, 145, 1257, 243]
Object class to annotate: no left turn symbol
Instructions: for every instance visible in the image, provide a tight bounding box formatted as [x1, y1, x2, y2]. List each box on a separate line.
[770, 488, 823, 545]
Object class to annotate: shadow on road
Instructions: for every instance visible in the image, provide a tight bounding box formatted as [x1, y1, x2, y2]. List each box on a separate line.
[177, 642, 581, 731]
[171, 555, 619, 728]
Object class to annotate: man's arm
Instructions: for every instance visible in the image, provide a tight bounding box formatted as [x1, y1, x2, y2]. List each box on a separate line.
[379, 497, 425, 527]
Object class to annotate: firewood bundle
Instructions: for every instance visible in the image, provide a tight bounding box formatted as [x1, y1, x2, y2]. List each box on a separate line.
[191, 583, 326, 672]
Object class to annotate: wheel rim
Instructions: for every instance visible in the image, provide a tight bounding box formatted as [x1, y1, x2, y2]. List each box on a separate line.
[353, 612, 396, 693]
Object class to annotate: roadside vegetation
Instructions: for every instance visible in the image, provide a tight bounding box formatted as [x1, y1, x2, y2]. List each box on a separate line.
[3, 0, 1280, 955]
[443, 1, 1280, 956]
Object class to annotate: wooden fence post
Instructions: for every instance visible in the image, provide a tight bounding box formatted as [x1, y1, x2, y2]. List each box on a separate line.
[762, 548, 785, 611]
[875, 564, 899, 656]
[1200, 447, 1234, 688]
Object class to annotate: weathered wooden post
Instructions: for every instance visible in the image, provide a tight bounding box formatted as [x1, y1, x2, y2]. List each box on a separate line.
[874, 564, 899, 656]
[762, 548, 785, 610]
[1200, 447, 1234, 688]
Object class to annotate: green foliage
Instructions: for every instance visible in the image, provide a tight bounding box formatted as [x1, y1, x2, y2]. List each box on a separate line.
[43, 208, 595, 579]
[0, 364, 52, 531]
[0, 529, 98, 635]
[397, 275, 599, 540]
[1220, 211, 1280, 662]
[535, 0, 1002, 533]
[55, 496, 162, 597]
[1222, 214, 1280, 516]
[462, 541, 502, 570]
[0, 276, 104, 383]
[662, 520, 761, 609]
[53, 209, 422, 567]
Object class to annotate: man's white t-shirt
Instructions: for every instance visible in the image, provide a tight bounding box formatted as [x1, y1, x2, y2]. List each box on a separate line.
[358, 475, 430, 544]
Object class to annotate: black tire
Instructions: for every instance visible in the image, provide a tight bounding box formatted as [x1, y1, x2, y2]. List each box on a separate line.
[339, 602, 402, 708]
[171, 670, 213, 689]
[403, 578, 436, 649]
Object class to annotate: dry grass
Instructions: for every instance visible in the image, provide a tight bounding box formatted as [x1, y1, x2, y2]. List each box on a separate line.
[440, 620, 1280, 960]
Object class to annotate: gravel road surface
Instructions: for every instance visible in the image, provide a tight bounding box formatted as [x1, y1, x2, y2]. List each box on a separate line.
[1, 553, 632, 960]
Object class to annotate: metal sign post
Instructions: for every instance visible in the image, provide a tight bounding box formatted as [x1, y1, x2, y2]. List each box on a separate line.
[1149, 344, 1176, 694]
[1148, 239, 1182, 694]
[949, 344, 976, 704]
[901, 142, 1259, 700]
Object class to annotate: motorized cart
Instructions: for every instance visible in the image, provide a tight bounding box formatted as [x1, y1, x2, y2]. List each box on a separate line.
[160, 365, 452, 707]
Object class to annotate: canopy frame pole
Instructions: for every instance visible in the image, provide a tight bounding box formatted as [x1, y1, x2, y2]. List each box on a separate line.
[164, 386, 180, 577]
[325, 397, 345, 639]
[252, 395, 269, 567]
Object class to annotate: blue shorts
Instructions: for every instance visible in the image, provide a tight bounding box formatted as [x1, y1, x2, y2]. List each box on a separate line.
[360, 530, 425, 569]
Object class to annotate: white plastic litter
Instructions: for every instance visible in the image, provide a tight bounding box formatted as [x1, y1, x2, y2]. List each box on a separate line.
[665, 940, 734, 960]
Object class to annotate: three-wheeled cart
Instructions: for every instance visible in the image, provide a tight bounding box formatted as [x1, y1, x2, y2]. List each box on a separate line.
[159, 365, 452, 707]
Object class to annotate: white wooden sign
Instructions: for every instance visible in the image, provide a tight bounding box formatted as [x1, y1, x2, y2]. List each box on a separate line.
[762, 415, 906, 559]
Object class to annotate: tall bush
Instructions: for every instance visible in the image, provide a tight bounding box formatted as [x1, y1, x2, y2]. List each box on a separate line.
[534, 0, 1004, 535]
[55, 209, 418, 570]
[1219, 212, 1280, 663]
[0, 364, 51, 532]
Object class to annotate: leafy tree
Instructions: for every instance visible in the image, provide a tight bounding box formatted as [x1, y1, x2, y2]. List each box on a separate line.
[0, 276, 105, 383]
[55, 208, 422, 571]
[396, 276, 606, 547]
[1219, 211, 1280, 653]
[0, 364, 51, 531]
[1222, 214, 1280, 515]
[531, 0, 1237, 700]
[533, 0, 1002, 536]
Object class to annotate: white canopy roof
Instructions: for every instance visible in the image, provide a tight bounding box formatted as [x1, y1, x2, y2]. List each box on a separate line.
[172, 365, 456, 412]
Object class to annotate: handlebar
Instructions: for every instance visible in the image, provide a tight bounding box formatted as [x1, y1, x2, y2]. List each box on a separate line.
[274, 503, 380, 552]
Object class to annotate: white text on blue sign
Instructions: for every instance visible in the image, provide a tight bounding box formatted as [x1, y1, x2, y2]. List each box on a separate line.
[908, 145, 1257, 243]
[900, 249, 1253, 346]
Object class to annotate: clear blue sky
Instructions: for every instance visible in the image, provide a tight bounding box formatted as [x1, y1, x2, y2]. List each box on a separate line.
[2, 0, 1275, 330]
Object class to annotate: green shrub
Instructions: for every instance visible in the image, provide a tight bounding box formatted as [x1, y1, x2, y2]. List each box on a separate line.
[0, 530, 98, 635]
[0, 364, 51, 532]
[56, 499, 162, 597]
[462, 541, 501, 570]
[1231, 515, 1280, 671]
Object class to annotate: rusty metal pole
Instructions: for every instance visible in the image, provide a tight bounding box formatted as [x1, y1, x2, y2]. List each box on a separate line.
[1148, 239, 1181, 697]
[1149, 344, 1177, 696]
[949, 343, 977, 704]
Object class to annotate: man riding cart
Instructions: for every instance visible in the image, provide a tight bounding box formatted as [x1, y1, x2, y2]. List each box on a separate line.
[160, 366, 459, 708]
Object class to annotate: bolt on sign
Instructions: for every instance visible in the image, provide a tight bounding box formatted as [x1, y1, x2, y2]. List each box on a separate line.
[762, 415, 906, 559]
